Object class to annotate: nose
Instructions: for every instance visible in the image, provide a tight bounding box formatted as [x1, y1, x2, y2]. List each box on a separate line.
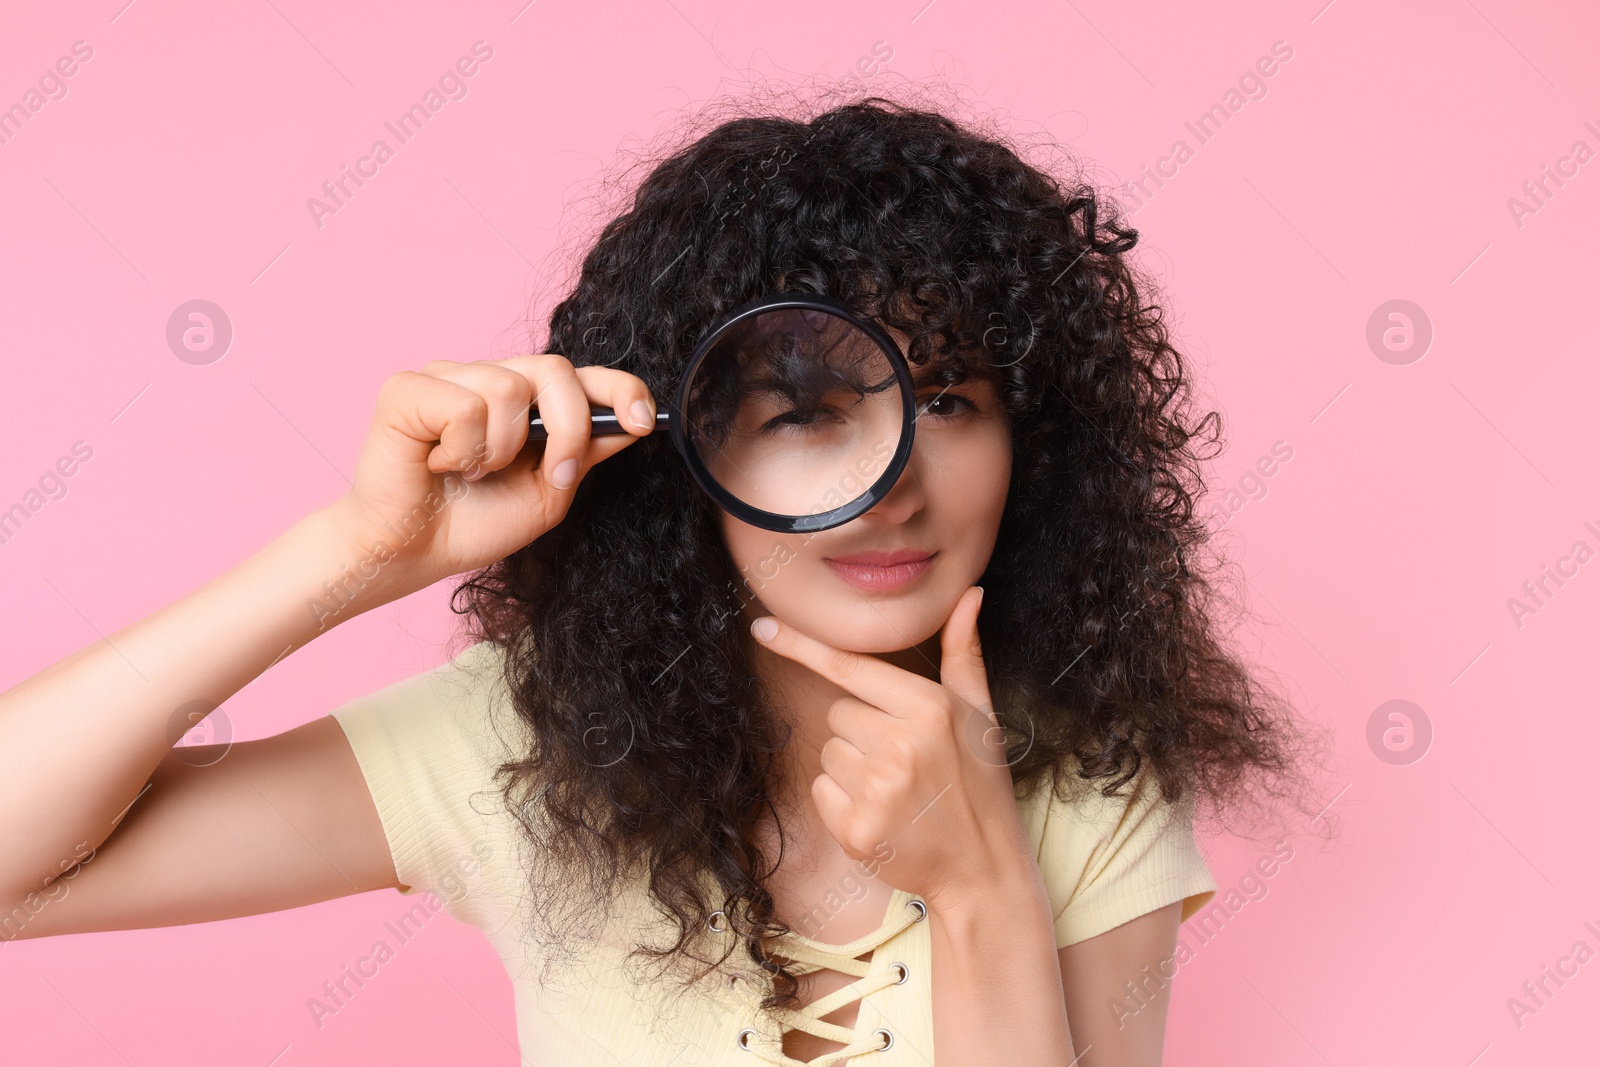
[857, 449, 927, 525]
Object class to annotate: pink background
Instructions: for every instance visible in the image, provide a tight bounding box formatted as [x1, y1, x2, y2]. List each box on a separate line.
[3, 0, 1598, 1062]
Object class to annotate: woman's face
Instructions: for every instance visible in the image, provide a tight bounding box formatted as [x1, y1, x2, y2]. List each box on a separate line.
[717, 336, 1012, 655]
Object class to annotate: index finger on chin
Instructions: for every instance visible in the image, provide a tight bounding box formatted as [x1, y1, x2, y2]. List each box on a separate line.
[750, 615, 930, 715]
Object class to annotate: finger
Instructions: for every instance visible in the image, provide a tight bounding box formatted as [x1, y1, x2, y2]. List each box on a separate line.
[818, 733, 870, 798]
[939, 586, 994, 719]
[418, 360, 532, 479]
[810, 772, 859, 853]
[462, 428, 644, 541]
[566, 364, 667, 465]
[491, 425, 638, 487]
[375, 371, 494, 477]
[826, 695, 897, 755]
[572, 428, 649, 472]
[749, 615, 936, 716]
[496, 356, 660, 438]
[516, 355, 595, 491]
[573, 365, 659, 435]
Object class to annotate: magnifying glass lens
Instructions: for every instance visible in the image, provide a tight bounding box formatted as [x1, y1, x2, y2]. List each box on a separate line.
[683, 308, 907, 519]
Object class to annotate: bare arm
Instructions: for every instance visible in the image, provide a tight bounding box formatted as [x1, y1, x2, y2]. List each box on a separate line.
[0, 355, 659, 935]
[0, 505, 393, 917]
[4, 716, 397, 940]
[1058, 902, 1185, 1066]
[926, 856, 1077, 1064]
[928, 883, 1183, 1067]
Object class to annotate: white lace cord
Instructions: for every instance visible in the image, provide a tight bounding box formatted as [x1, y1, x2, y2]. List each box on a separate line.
[738, 898, 925, 1066]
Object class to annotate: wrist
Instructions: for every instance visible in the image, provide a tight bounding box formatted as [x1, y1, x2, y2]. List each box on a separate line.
[924, 844, 1052, 926]
[926, 868, 1057, 967]
[288, 506, 417, 629]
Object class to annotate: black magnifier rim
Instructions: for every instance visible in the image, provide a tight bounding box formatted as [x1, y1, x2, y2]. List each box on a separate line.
[668, 292, 917, 535]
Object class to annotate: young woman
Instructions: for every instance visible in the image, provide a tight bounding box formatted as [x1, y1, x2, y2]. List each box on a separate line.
[0, 96, 1318, 1066]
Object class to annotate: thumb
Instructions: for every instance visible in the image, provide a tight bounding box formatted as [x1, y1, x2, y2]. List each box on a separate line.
[939, 585, 993, 717]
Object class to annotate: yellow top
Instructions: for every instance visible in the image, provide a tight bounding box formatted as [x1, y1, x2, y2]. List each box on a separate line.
[329, 640, 1218, 1065]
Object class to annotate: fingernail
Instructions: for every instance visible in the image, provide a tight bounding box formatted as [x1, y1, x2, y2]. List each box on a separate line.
[629, 400, 654, 431]
[751, 617, 778, 642]
[550, 458, 578, 489]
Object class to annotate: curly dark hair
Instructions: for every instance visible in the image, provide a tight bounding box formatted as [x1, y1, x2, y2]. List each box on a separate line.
[452, 85, 1330, 1019]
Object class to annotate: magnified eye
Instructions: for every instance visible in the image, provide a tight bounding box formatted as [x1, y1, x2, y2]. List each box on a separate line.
[760, 404, 845, 434]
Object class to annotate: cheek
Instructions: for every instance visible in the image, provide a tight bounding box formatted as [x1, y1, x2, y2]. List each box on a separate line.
[718, 520, 807, 599]
[950, 433, 1011, 578]
[935, 428, 1011, 519]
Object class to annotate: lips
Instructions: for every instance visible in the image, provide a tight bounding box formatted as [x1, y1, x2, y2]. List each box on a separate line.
[825, 548, 934, 567]
[823, 549, 936, 592]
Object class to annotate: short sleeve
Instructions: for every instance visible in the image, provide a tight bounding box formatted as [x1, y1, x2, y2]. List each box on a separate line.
[1021, 762, 1218, 949]
[327, 641, 530, 934]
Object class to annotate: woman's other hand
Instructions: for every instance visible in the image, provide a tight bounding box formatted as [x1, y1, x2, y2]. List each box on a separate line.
[747, 585, 1038, 913]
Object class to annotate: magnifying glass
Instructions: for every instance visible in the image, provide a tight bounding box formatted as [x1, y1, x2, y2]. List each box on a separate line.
[528, 292, 917, 534]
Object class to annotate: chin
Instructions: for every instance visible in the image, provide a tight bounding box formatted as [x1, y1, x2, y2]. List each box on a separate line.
[793, 616, 934, 655]
[765, 585, 951, 654]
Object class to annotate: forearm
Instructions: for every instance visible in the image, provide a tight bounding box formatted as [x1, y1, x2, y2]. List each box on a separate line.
[928, 854, 1076, 1065]
[0, 505, 397, 897]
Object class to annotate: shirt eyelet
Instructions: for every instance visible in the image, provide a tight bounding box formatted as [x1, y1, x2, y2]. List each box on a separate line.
[907, 898, 927, 922]
[708, 909, 729, 933]
[890, 961, 909, 984]
[874, 1027, 895, 1051]
[736, 1027, 756, 1050]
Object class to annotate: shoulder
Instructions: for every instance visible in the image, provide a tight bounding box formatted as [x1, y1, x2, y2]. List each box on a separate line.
[329, 640, 528, 774]
[1015, 759, 1218, 949]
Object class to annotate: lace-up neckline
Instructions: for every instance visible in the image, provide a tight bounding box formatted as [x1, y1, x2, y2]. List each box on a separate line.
[729, 888, 927, 1066]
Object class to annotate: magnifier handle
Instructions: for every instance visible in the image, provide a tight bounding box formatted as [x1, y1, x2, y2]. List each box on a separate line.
[527, 406, 671, 441]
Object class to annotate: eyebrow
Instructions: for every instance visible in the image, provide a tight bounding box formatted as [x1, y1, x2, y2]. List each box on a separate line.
[908, 364, 982, 388]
